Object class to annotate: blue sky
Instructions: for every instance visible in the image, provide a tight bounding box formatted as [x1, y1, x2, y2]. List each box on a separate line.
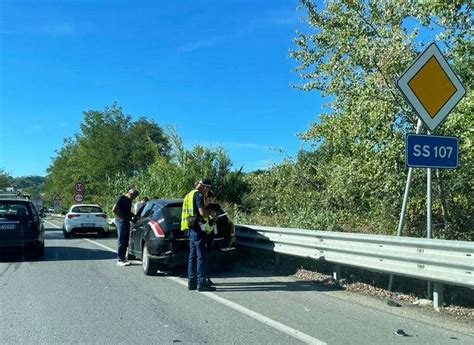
[0, 0, 325, 177]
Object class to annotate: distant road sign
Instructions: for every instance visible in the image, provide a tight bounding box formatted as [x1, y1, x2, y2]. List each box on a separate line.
[397, 43, 465, 132]
[74, 193, 84, 203]
[74, 182, 85, 193]
[53, 200, 61, 210]
[406, 134, 458, 169]
[53, 193, 61, 201]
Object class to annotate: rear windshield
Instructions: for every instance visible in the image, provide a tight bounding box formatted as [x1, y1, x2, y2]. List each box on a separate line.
[161, 204, 182, 229]
[0, 201, 32, 220]
[71, 206, 103, 213]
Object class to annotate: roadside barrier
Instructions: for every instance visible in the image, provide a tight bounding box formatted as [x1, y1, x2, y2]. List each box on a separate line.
[235, 225, 473, 310]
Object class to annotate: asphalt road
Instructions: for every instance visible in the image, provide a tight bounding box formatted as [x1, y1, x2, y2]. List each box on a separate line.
[0, 218, 473, 344]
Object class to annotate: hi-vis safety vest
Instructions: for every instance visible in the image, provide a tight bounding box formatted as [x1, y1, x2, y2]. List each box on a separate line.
[181, 190, 198, 231]
[180, 189, 212, 233]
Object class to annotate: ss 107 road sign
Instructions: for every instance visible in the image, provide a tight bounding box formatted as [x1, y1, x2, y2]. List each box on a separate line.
[397, 43, 465, 132]
[406, 134, 458, 169]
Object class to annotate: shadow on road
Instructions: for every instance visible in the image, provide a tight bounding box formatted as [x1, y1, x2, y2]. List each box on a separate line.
[43, 231, 117, 240]
[0, 246, 116, 263]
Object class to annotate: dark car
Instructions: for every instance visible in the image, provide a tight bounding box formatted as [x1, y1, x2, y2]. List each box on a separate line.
[0, 195, 45, 258]
[127, 199, 237, 275]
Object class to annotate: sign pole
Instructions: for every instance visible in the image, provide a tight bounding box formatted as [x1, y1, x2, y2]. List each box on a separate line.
[389, 118, 423, 291]
[427, 131, 433, 299]
[427, 136, 433, 240]
[394, 42, 465, 303]
[396, 118, 423, 237]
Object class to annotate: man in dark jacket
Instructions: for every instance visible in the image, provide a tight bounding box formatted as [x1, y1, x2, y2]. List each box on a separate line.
[112, 188, 139, 266]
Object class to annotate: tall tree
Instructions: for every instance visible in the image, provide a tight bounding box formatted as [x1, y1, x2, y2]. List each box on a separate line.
[245, 0, 472, 239]
[0, 169, 12, 189]
[45, 103, 170, 208]
[289, 0, 472, 239]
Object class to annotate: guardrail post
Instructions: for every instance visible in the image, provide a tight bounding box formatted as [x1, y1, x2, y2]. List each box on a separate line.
[332, 265, 341, 281]
[433, 282, 443, 311]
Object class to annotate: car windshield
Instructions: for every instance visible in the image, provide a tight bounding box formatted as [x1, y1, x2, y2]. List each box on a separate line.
[0, 201, 31, 220]
[71, 206, 103, 214]
[161, 204, 182, 229]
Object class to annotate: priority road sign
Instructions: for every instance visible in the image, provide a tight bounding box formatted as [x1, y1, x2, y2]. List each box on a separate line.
[397, 43, 465, 132]
[406, 134, 458, 169]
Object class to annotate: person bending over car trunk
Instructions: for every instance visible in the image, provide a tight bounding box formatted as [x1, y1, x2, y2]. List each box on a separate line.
[112, 188, 139, 267]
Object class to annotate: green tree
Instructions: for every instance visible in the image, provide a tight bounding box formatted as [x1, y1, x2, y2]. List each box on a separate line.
[45, 103, 170, 210]
[100, 128, 248, 215]
[246, 0, 472, 240]
[0, 169, 12, 189]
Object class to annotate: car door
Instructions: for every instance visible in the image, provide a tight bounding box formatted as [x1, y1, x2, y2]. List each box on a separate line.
[140, 204, 160, 245]
[130, 202, 154, 257]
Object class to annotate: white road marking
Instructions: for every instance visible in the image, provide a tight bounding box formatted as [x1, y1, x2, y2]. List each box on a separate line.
[83, 238, 117, 253]
[166, 276, 327, 345]
[44, 220, 61, 229]
[83, 238, 326, 345]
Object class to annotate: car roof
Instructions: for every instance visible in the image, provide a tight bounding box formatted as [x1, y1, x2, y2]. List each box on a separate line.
[0, 198, 32, 203]
[69, 204, 102, 208]
[149, 199, 183, 207]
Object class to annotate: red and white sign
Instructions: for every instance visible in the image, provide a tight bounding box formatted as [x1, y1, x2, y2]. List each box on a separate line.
[53, 193, 62, 201]
[74, 193, 84, 203]
[74, 182, 85, 193]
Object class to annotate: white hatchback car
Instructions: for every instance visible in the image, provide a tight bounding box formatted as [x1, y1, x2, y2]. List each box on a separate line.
[63, 204, 109, 238]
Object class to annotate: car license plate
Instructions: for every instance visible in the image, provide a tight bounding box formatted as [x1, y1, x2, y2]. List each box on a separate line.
[81, 223, 94, 227]
[0, 223, 16, 230]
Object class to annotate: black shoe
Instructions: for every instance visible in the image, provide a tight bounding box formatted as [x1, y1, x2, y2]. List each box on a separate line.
[198, 284, 216, 292]
[207, 278, 215, 286]
[188, 284, 197, 291]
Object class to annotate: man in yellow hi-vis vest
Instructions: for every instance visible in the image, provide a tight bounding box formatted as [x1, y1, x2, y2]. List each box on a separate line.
[181, 178, 216, 292]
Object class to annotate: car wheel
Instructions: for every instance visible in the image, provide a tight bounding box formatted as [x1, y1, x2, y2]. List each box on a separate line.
[63, 230, 71, 239]
[100, 231, 108, 238]
[142, 245, 159, 276]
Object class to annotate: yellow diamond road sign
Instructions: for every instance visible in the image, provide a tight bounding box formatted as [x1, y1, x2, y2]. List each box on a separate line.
[397, 43, 465, 132]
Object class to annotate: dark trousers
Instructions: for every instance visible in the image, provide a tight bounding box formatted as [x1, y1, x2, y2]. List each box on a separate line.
[115, 218, 130, 261]
[188, 229, 207, 285]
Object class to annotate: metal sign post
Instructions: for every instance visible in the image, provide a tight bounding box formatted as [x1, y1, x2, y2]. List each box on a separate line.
[390, 42, 465, 305]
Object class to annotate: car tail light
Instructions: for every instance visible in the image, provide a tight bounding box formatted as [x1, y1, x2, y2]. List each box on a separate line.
[95, 214, 107, 218]
[67, 214, 80, 219]
[149, 220, 165, 238]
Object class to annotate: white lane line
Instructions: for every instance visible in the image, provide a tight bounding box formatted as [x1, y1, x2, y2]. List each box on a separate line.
[44, 220, 61, 229]
[166, 276, 326, 345]
[83, 238, 117, 253]
[83, 238, 326, 345]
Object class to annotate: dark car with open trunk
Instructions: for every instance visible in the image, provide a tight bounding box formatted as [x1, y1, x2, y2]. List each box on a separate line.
[126, 199, 237, 275]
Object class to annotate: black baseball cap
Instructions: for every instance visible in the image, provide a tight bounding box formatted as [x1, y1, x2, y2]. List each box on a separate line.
[199, 178, 212, 187]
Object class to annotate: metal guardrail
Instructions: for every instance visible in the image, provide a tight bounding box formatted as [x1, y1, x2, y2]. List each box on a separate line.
[235, 225, 473, 308]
